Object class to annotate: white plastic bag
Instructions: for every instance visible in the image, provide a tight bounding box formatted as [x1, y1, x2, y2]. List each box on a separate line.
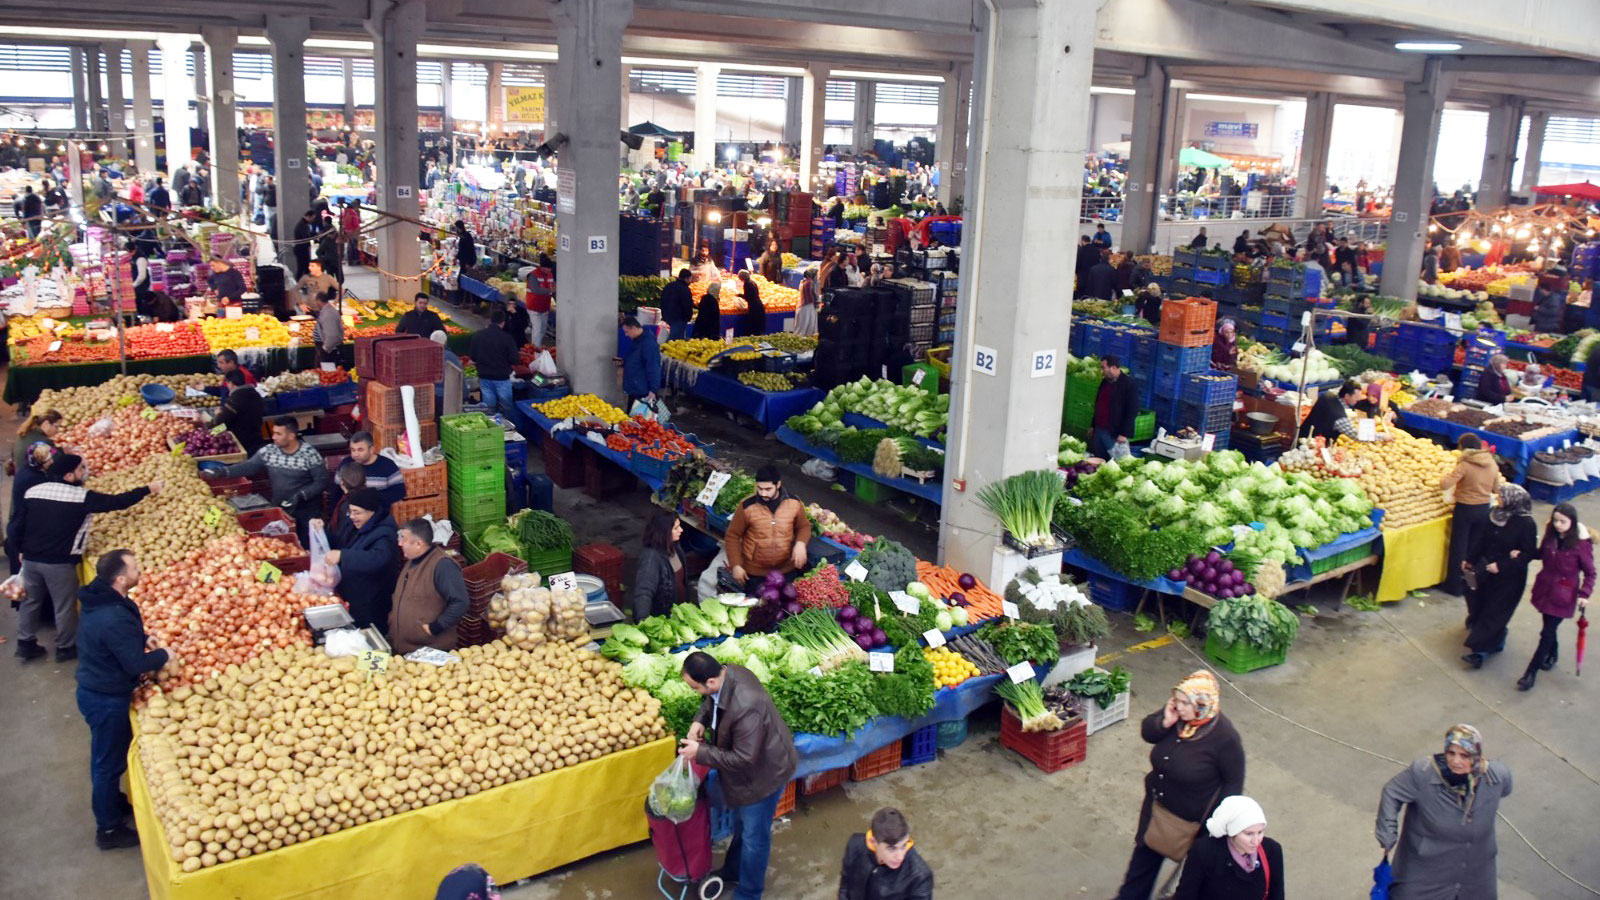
[294, 520, 342, 595]
[630, 397, 672, 425]
[1109, 438, 1133, 461]
[801, 457, 837, 481]
[532, 350, 560, 377]
[646, 755, 700, 823]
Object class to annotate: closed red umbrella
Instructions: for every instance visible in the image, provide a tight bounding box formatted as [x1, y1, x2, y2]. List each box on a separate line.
[1576, 611, 1588, 676]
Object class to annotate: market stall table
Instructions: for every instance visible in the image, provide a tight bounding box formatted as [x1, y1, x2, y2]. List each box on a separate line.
[774, 426, 944, 504]
[791, 673, 1004, 779]
[1375, 515, 1452, 603]
[680, 370, 823, 432]
[1395, 409, 1575, 484]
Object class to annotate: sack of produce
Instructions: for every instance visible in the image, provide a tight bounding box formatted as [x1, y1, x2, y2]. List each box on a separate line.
[646, 755, 700, 823]
[494, 572, 590, 649]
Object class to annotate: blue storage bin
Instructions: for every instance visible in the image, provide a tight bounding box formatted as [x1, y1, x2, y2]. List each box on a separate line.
[1181, 370, 1237, 407]
[522, 472, 554, 513]
[1089, 574, 1139, 612]
[1156, 343, 1211, 372]
[903, 725, 939, 766]
[1179, 400, 1232, 434]
[1192, 267, 1229, 286]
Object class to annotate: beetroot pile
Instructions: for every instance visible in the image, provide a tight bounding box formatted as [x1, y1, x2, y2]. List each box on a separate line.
[1168, 550, 1256, 599]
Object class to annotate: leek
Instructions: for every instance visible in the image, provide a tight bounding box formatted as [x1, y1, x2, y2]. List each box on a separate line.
[995, 678, 1064, 732]
[976, 469, 1064, 548]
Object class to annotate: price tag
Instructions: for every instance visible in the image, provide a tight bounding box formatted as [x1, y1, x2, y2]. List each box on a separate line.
[256, 561, 282, 583]
[1122, 289, 1135, 298]
[1301, 311, 1312, 327]
[185, 386, 209, 398]
[911, 368, 926, 387]
[695, 471, 733, 507]
[1002, 600, 1020, 619]
[881, 365, 889, 379]
[203, 507, 223, 527]
[140, 407, 158, 420]
[1321, 447, 1334, 465]
[211, 423, 228, 435]
[1006, 661, 1035, 683]
[844, 560, 868, 582]
[244, 326, 260, 341]
[868, 652, 895, 673]
[922, 628, 947, 648]
[288, 322, 301, 333]
[890, 591, 920, 614]
[1444, 312, 1462, 331]
[321, 362, 336, 372]
[47, 340, 62, 352]
[1357, 418, 1377, 442]
[547, 571, 578, 591]
[1233, 400, 1245, 411]
[155, 323, 174, 333]
[1292, 341, 1306, 354]
[1200, 433, 1216, 451]
[806, 666, 823, 677]
[1564, 439, 1572, 449]
[358, 649, 390, 678]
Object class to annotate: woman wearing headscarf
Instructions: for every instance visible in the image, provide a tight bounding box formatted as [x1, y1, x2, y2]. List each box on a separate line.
[1518, 501, 1594, 691]
[1461, 484, 1537, 668]
[1112, 670, 1246, 900]
[1376, 725, 1512, 900]
[693, 280, 723, 341]
[1475, 354, 1511, 405]
[1211, 319, 1238, 371]
[1172, 795, 1284, 900]
[6, 441, 59, 574]
[738, 269, 766, 336]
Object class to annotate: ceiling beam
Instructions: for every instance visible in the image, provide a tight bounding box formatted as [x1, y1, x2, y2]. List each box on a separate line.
[1441, 56, 1600, 76]
[1229, 0, 1600, 63]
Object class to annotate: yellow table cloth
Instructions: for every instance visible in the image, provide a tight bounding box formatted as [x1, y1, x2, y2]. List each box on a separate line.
[1376, 514, 1451, 603]
[131, 734, 675, 900]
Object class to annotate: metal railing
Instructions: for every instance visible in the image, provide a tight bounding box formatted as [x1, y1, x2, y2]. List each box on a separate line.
[1078, 213, 1393, 256]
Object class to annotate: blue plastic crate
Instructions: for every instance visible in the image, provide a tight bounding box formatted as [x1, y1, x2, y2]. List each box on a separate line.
[1068, 321, 1088, 357]
[1174, 247, 1199, 267]
[1088, 574, 1139, 612]
[1169, 264, 1197, 282]
[1192, 267, 1229, 286]
[1260, 312, 1290, 331]
[1195, 253, 1231, 273]
[521, 472, 554, 512]
[1130, 331, 1157, 374]
[505, 437, 529, 470]
[1257, 327, 1294, 349]
[1181, 370, 1237, 407]
[936, 719, 968, 749]
[1179, 400, 1233, 434]
[1267, 264, 1308, 286]
[1151, 367, 1185, 400]
[1099, 327, 1134, 363]
[275, 386, 328, 411]
[903, 725, 939, 766]
[1080, 322, 1106, 359]
[1156, 343, 1211, 372]
[324, 381, 358, 407]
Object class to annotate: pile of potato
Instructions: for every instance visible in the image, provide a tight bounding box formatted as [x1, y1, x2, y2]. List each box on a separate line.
[1334, 433, 1459, 528]
[137, 641, 666, 871]
[491, 573, 589, 649]
[35, 375, 173, 427]
[87, 455, 240, 569]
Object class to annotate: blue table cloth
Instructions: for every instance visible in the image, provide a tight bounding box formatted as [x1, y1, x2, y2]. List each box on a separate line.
[774, 426, 945, 504]
[688, 370, 824, 432]
[791, 675, 1003, 779]
[458, 275, 503, 304]
[1396, 410, 1575, 483]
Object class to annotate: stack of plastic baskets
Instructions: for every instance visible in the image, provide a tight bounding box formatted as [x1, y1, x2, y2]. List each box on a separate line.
[441, 413, 507, 540]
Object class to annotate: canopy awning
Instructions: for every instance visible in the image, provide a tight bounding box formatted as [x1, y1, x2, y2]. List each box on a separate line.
[1532, 181, 1600, 201]
[1179, 147, 1228, 169]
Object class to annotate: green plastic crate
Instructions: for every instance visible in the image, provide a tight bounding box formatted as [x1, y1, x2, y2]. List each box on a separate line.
[901, 363, 940, 396]
[449, 489, 506, 533]
[461, 530, 488, 563]
[1204, 632, 1287, 674]
[1133, 410, 1155, 442]
[522, 547, 574, 578]
[1065, 371, 1102, 405]
[1064, 403, 1095, 434]
[448, 459, 506, 494]
[1307, 539, 1379, 575]
[853, 476, 892, 504]
[441, 413, 506, 459]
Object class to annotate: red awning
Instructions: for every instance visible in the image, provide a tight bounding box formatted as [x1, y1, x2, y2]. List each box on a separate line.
[1532, 181, 1600, 201]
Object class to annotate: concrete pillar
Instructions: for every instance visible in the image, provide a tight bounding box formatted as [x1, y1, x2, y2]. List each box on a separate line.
[782, 76, 802, 146]
[104, 44, 127, 139]
[1477, 98, 1522, 210]
[621, 64, 634, 132]
[938, 0, 1093, 575]
[551, 0, 634, 400]
[1521, 111, 1547, 191]
[852, 80, 876, 155]
[85, 47, 106, 133]
[202, 26, 240, 213]
[799, 63, 827, 194]
[487, 62, 504, 134]
[192, 48, 209, 142]
[1122, 59, 1168, 254]
[693, 63, 720, 170]
[367, 0, 426, 300]
[934, 63, 973, 208]
[157, 34, 192, 175]
[70, 48, 89, 131]
[129, 41, 157, 175]
[343, 58, 357, 130]
[1378, 59, 1453, 302]
[267, 17, 310, 248]
[1294, 91, 1335, 220]
[440, 61, 455, 164]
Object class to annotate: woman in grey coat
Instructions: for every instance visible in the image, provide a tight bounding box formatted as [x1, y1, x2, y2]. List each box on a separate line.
[1376, 725, 1512, 900]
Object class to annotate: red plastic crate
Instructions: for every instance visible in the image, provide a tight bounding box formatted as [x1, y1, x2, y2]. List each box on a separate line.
[390, 494, 447, 526]
[1000, 706, 1087, 773]
[372, 337, 444, 387]
[774, 781, 796, 818]
[236, 507, 295, 536]
[849, 742, 903, 781]
[252, 532, 309, 575]
[365, 378, 437, 425]
[582, 445, 636, 500]
[207, 476, 254, 497]
[355, 334, 413, 378]
[462, 551, 529, 601]
[575, 542, 625, 599]
[401, 459, 449, 498]
[543, 439, 584, 489]
[800, 766, 849, 796]
[1158, 298, 1218, 348]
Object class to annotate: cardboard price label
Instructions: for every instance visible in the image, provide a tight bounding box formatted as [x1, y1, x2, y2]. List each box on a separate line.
[547, 571, 578, 591]
[244, 326, 260, 341]
[211, 423, 228, 435]
[868, 652, 895, 673]
[1006, 661, 1035, 683]
[202, 507, 223, 527]
[844, 560, 868, 582]
[155, 322, 174, 333]
[1356, 418, 1377, 442]
[911, 368, 926, 387]
[1001, 600, 1020, 619]
[47, 340, 62, 352]
[922, 628, 947, 648]
[256, 561, 282, 583]
[359, 649, 390, 678]
[890, 591, 921, 614]
[140, 407, 159, 420]
[1200, 433, 1216, 452]
[695, 471, 732, 507]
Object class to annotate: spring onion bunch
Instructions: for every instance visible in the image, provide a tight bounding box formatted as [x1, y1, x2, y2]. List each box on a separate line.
[777, 608, 868, 671]
[977, 469, 1065, 548]
[995, 678, 1064, 733]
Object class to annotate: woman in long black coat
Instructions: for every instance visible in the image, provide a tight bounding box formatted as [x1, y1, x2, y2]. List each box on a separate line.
[1173, 795, 1285, 900]
[1461, 484, 1538, 667]
[693, 281, 723, 340]
[738, 269, 765, 336]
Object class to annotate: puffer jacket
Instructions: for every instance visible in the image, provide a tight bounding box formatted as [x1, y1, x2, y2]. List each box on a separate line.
[724, 492, 812, 577]
[692, 664, 797, 807]
[1439, 449, 1500, 506]
[1530, 524, 1594, 619]
[838, 833, 934, 900]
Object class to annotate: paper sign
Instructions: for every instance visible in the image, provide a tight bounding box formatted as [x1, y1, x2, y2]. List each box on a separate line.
[203, 507, 223, 527]
[1200, 433, 1216, 452]
[224, 306, 242, 319]
[1233, 400, 1245, 411]
[696, 471, 733, 506]
[547, 571, 578, 591]
[47, 340, 62, 352]
[1444, 312, 1462, 331]
[1002, 600, 1020, 619]
[358, 649, 389, 677]
[245, 326, 260, 341]
[1320, 447, 1334, 466]
[1122, 289, 1135, 298]
[211, 423, 228, 435]
[1563, 439, 1572, 449]
[140, 407, 158, 420]
[869, 652, 895, 673]
[288, 322, 301, 333]
[890, 591, 920, 614]
[1006, 661, 1035, 683]
[185, 387, 208, 398]
[156, 323, 174, 333]
[922, 628, 947, 648]
[844, 560, 868, 582]
[1357, 419, 1377, 442]
[1030, 349, 1057, 379]
[911, 369, 926, 387]
[806, 666, 823, 677]
[256, 561, 282, 583]
[972, 345, 998, 377]
[1292, 341, 1306, 354]
[321, 362, 336, 372]
[1301, 311, 1312, 327]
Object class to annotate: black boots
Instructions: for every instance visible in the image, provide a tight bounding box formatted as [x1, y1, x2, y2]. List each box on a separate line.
[1541, 644, 1559, 672]
[95, 825, 139, 850]
[1461, 653, 1485, 670]
[14, 638, 45, 662]
[1517, 669, 1537, 691]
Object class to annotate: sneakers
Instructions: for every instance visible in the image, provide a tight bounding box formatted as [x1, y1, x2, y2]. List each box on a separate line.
[55, 646, 77, 663]
[95, 824, 140, 850]
[15, 639, 45, 662]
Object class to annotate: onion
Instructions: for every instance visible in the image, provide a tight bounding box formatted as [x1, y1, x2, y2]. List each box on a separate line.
[1205, 551, 1222, 566]
[1168, 569, 1185, 581]
[854, 634, 875, 650]
[781, 582, 799, 601]
[765, 570, 787, 587]
[856, 616, 875, 632]
[782, 600, 804, 616]
[871, 628, 888, 646]
[948, 591, 968, 606]
[957, 573, 977, 591]
[838, 605, 859, 622]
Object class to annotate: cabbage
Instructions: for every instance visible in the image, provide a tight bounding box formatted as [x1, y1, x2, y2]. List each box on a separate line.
[1175, 479, 1205, 501]
[744, 655, 774, 683]
[709, 636, 746, 665]
[1192, 501, 1229, 528]
[780, 643, 820, 676]
[622, 654, 672, 690]
[1132, 479, 1167, 505]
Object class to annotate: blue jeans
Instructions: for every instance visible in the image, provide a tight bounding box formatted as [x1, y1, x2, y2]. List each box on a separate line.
[480, 378, 514, 420]
[76, 686, 134, 832]
[1089, 427, 1119, 459]
[724, 784, 784, 899]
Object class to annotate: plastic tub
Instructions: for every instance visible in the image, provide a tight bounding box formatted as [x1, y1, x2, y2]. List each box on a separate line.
[140, 384, 176, 405]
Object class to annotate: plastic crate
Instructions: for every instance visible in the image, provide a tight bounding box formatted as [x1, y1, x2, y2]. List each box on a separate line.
[371, 419, 438, 456]
[1305, 538, 1379, 575]
[1204, 631, 1286, 674]
[449, 459, 507, 495]
[936, 718, 968, 749]
[1079, 321, 1105, 358]
[401, 460, 449, 498]
[1000, 705, 1088, 773]
[1159, 298, 1217, 347]
[1173, 247, 1199, 266]
[775, 780, 796, 818]
[355, 334, 414, 378]
[1097, 327, 1134, 363]
[505, 436, 529, 470]
[542, 439, 584, 489]
[372, 337, 444, 387]
[1181, 370, 1237, 407]
[441, 413, 506, 459]
[237, 507, 295, 536]
[575, 542, 626, 599]
[801, 766, 850, 796]
[365, 379, 436, 425]
[1073, 672, 1132, 735]
[1133, 409, 1156, 442]
[1191, 267, 1229, 286]
[902, 725, 939, 766]
[1156, 342, 1211, 374]
[463, 551, 529, 600]
[324, 380, 358, 407]
[1179, 401, 1232, 434]
[849, 742, 903, 781]
[1130, 332, 1157, 374]
[390, 494, 447, 525]
[1088, 574, 1139, 612]
[711, 805, 736, 843]
[522, 547, 575, 579]
[448, 489, 506, 535]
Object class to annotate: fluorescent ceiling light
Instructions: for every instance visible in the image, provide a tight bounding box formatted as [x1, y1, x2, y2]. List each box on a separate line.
[419, 44, 556, 61]
[1187, 93, 1283, 105]
[1395, 41, 1463, 52]
[829, 70, 945, 83]
[5, 25, 193, 41]
[1091, 86, 1135, 95]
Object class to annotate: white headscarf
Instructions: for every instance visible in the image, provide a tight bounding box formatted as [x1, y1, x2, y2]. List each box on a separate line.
[1205, 795, 1266, 838]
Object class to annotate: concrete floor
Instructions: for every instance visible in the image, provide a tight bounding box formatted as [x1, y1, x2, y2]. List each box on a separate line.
[2, 295, 1598, 897]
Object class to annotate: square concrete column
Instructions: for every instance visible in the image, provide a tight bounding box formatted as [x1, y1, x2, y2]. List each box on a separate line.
[852, 80, 876, 155]
[1294, 91, 1335, 220]
[1477, 98, 1522, 211]
[343, 58, 356, 130]
[782, 76, 802, 146]
[487, 62, 504, 133]
[367, 0, 426, 299]
[551, 0, 634, 400]
[1378, 59, 1453, 302]
[440, 61, 456, 160]
[1521, 111, 1547, 191]
[104, 43, 126, 139]
[192, 48, 209, 139]
[693, 63, 720, 171]
[938, 0, 1094, 575]
[71, 48, 89, 131]
[798, 64, 827, 193]
[935, 63, 972, 208]
[157, 34, 193, 174]
[268, 17, 310, 248]
[1157, 86, 1187, 200]
[202, 27, 240, 213]
[86, 47, 106, 133]
[129, 41, 157, 175]
[621, 64, 634, 132]
[1121, 59, 1168, 253]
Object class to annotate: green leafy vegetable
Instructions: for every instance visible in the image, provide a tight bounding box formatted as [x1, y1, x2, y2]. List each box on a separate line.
[1065, 666, 1131, 709]
[1207, 594, 1300, 654]
[977, 469, 1064, 548]
[769, 662, 876, 736]
[864, 646, 937, 720]
[977, 621, 1060, 664]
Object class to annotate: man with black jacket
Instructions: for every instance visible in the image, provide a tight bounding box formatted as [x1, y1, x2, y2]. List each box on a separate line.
[838, 808, 934, 900]
[470, 309, 521, 419]
[208, 369, 265, 456]
[75, 550, 174, 850]
[397, 293, 447, 339]
[1089, 355, 1139, 459]
[658, 268, 695, 340]
[9, 454, 160, 662]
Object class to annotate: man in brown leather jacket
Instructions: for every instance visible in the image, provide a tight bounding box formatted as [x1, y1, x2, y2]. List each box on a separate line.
[680, 651, 797, 899]
[724, 465, 811, 591]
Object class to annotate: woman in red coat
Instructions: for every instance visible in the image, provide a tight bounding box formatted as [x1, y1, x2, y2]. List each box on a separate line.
[1519, 502, 1593, 691]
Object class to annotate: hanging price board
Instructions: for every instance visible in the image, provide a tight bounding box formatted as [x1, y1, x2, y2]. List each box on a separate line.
[695, 471, 732, 507]
[868, 652, 895, 673]
[256, 561, 282, 583]
[922, 628, 947, 648]
[1006, 661, 1035, 683]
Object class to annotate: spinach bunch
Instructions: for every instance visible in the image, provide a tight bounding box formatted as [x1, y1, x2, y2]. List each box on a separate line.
[770, 662, 877, 736]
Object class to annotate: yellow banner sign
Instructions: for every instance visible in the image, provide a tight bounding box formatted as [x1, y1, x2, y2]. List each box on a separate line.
[505, 87, 546, 124]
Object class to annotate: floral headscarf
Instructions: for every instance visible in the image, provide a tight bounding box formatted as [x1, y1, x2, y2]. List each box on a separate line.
[24, 441, 57, 472]
[1444, 723, 1485, 773]
[1490, 484, 1532, 527]
[1174, 670, 1220, 740]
